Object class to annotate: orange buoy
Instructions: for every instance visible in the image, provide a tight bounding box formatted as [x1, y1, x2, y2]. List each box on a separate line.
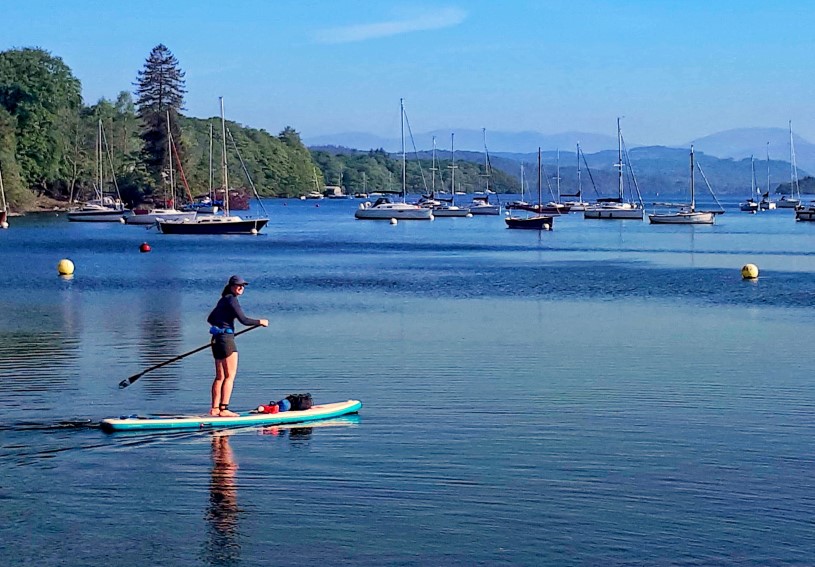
[139, 242, 152, 253]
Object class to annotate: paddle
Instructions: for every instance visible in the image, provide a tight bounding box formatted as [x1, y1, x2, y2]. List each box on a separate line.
[118, 326, 260, 389]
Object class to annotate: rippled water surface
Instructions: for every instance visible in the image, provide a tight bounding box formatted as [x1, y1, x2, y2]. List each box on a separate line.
[1, 199, 814, 566]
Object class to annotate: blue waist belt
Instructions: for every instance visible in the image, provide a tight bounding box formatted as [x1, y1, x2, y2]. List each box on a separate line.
[209, 326, 234, 335]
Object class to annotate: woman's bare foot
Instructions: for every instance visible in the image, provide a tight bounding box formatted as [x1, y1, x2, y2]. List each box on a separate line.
[209, 407, 220, 416]
[219, 409, 239, 417]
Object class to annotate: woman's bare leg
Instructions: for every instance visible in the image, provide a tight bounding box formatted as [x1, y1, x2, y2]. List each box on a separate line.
[218, 352, 240, 417]
[211, 358, 228, 415]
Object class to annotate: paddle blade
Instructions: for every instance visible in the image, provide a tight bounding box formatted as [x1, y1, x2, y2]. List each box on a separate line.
[119, 375, 139, 389]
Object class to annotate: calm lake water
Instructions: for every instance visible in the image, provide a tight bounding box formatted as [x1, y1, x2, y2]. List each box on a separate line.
[1, 198, 814, 566]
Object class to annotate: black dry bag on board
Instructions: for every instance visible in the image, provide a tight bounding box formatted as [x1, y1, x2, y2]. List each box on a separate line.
[286, 393, 313, 411]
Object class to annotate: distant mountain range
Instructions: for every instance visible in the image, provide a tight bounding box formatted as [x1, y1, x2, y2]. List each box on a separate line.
[304, 126, 815, 174]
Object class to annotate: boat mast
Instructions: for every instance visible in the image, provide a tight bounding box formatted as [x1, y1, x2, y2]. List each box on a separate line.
[576, 142, 582, 198]
[220, 97, 230, 216]
[690, 145, 695, 211]
[556, 149, 561, 202]
[401, 98, 406, 202]
[766, 142, 770, 199]
[0, 161, 7, 214]
[208, 123, 214, 202]
[166, 111, 176, 208]
[483, 128, 489, 194]
[616, 117, 623, 201]
[789, 121, 800, 200]
[430, 135, 437, 198]
[537, 147, 542, 209]
[751, 155, 756, 199]
[450, 133, 456, 198]
[97, 119, 102, 200]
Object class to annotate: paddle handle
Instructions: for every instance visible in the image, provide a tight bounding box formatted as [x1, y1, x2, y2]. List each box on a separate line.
[118, 325, 260, 389]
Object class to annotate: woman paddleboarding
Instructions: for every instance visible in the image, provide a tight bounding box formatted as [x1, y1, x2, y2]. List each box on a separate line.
[207, 275, 268, 416]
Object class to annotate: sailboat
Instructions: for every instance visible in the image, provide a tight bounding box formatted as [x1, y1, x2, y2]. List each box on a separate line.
[425, 134, 470, 217]
[127, 112, 196, 225]
[157, 97, 270, 234]
[355, 99, 433, 220]
[648, 146, 715, 224]
[778, 121, 801, 209]
[791, 126, 815, 219]
[0, 161, 8, 228]
[67, 120, 130, 222]
[584, 118, 644, 220]
[561, 143, 590, 211]
[469, 129, 501, 215]
[505, 148, 553, 230]
[739, 156, 760, 213]
[759, 143, 776, 210]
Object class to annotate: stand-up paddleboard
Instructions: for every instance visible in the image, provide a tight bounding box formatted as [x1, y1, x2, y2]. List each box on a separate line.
[101, 399, 362, 432]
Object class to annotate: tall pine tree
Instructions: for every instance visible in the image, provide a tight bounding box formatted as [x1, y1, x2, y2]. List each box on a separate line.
[133, 44, 186, 193]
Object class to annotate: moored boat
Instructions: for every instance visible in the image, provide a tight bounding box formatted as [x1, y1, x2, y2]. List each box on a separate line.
[157, 97, 270, 234]
[355, 99, 434, 221]
[583, 118, 644, 220]
[649, 146, 717, 225]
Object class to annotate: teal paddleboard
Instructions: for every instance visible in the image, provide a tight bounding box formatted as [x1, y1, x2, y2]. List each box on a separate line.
[101, 399, 362, 432]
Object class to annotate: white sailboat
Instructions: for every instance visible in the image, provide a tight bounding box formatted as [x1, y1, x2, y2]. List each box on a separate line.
[67, 120, 129, 222]
[561, 142, 592, 211]
[469, 128, 501, 215]
[584, 118, 644, 220]
[649, 145, 715, 224]
[427, 134, 470, 217]
[739, 156, 760, 213]
[778, 121, 801, 209]
[759, 143, 776, 210]
[127, 112, 195, 225]
[355, 99, 433, 220]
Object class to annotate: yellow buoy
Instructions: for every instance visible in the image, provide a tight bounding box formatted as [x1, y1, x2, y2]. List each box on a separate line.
[57, 258, 75, 276]
[741, 264, 759, 279]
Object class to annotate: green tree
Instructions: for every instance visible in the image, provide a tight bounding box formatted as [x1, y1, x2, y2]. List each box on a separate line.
[0, 48, 82, 194]
[134, 44, 186, 190]
[0, 106, 31, 209]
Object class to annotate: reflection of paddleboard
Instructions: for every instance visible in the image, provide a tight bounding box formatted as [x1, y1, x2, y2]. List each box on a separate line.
[100, 400, 362, 432]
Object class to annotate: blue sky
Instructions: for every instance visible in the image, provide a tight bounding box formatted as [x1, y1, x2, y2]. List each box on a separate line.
[4, 1, 815, 148]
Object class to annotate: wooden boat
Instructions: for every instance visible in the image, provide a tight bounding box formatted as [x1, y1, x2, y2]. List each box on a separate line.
[506, 148, 553, 230]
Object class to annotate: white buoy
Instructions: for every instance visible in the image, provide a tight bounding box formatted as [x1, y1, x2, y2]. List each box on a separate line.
[466, 213, 473, 218]
[543, 223, 550, 231]
[0, 221, 8, 229]
[119, 217, 125, 223]
[251, 228, 258, 235]
[429, 214, 435, 221]
[390, 218, 398, 225]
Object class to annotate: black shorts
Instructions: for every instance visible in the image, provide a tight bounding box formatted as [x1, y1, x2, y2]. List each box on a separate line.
[211, 333, 237, 359]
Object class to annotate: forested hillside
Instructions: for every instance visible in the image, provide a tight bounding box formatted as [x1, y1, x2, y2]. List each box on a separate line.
[0, 47, 321, 210]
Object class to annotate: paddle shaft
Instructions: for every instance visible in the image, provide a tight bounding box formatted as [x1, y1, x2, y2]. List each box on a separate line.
[118, 326, 260, 389]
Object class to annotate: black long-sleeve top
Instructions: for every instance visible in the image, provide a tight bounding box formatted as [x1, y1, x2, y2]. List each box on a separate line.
[207, 294, 261, 332]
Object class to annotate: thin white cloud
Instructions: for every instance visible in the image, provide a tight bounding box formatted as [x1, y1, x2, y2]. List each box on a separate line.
[314, 7, 467, 44]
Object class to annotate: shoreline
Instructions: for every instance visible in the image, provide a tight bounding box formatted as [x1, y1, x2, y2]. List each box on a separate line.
[12, 196, 72, 215]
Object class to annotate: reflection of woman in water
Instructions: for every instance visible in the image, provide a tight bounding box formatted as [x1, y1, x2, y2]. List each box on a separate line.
[205, 432, 240, 564]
